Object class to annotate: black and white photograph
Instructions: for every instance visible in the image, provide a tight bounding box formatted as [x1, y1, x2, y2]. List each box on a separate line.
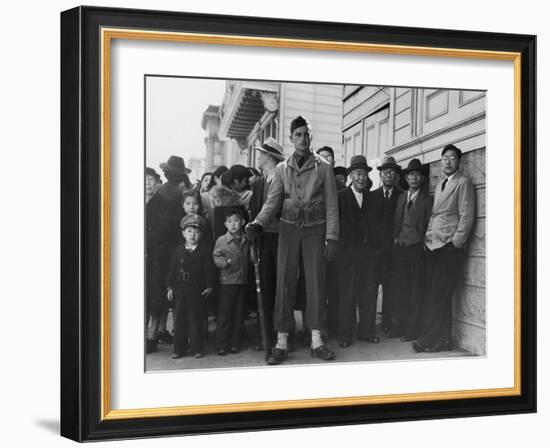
[55, 3, 538, 443]
[144, 76, 486, 371]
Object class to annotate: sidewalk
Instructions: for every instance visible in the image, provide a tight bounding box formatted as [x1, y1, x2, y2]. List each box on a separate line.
[146, 314, 473, 371]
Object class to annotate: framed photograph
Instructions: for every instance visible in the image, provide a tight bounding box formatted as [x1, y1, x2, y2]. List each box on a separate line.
[60, 5, 536, 442]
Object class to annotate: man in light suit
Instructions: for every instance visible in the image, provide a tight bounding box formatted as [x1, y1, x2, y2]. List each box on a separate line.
[412, 144, 476, 353]
[390, 159, 433, 341]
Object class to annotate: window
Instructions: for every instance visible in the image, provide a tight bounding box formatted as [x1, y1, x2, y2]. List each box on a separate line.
[363, 105, 390, 161]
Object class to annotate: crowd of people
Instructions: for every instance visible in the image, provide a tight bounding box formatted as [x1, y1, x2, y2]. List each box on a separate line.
[145, 114, 476, 364]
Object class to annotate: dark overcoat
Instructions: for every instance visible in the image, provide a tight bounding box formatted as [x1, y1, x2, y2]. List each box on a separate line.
[146, 193, 178, 312]
[166, 243, 217, 299]
[370, 186, 404, 259]
[335, 186, 372, 269]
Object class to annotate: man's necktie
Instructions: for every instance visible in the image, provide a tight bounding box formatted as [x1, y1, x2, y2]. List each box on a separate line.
[384, 190, 389, 200]
[407, 199, 413, 210]
[441, 178, 448, 191]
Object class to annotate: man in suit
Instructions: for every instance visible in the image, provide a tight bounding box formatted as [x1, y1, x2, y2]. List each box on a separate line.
[365, 156, 403, 341]
[335, 155, 374, 347]
[412, 144, 476, 353]
[248, 137, 286, 352]
[390, 159, 433, 341]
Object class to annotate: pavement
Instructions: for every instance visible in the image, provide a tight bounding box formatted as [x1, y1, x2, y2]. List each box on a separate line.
[146, 313, 473, 372]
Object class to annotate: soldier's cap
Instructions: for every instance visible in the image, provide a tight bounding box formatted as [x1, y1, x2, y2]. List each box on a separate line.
[180, 213, 206, 230]
[290, 115, 310, 134]
[441, 144, 462, 160]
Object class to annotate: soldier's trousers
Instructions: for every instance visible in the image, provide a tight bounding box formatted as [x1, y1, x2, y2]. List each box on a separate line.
[274, 222, 326, 333]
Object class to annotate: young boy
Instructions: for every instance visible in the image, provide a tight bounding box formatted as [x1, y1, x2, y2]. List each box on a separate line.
[213, 207, 250, 355]
[166, 214, 215, 358]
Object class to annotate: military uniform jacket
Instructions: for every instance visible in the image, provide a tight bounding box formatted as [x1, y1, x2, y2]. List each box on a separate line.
[254, 152, 339, 241]
[166, 243, 216, 300]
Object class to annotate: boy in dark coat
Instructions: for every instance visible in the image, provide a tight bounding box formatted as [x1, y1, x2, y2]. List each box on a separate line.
[166, 214, 216, 358]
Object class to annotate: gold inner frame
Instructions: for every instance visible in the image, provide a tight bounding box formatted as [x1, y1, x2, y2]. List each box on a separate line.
[100, 28, 522, 421]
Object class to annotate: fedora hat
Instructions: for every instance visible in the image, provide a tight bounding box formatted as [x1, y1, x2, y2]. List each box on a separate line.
[254, 137, 285, 161]
[159, 155, 192, 174]
[402, 158, 428, 175]
[347, 154, 372, 174]
[377, 155, 401, 171]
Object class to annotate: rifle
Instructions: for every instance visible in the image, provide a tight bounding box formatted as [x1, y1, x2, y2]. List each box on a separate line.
[249, 235, 271, 362]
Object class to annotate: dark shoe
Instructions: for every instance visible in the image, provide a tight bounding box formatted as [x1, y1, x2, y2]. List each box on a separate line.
[146, 339, 157, 354]
[170, 352, 184, 359]
[252, 342, 263, 351]
[266, 348, 288, 365]
[424, 342, 452, 352]
[310, 345, 335, 361]
[193, 352, 204, 358]
[157, 331, 173, 344]
[366, 337, 380, 343]
[230, 346, 240, 354]
[412, 342, 426, 353]
[401, 336, 416, 342]
[217, 348, 227, 356]
[337, 339, 351, 348]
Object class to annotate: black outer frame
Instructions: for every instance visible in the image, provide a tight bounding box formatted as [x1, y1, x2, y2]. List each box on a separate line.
[60, 5, 536, 442]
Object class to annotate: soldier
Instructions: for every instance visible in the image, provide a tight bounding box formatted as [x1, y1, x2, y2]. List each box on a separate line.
[247, 115, 339, 365]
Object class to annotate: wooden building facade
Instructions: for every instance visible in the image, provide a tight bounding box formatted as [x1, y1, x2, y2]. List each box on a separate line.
[343, 85, 487, 355]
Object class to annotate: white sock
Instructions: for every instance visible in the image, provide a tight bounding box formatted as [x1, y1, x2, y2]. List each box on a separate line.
[311, 329, 323, 349]
[275, 332, 288, 350]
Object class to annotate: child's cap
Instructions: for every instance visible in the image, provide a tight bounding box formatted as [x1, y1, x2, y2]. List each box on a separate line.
[180, 213, 206, 231]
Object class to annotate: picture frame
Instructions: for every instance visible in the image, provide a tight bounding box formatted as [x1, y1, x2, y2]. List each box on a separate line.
[60, 5, 536, 442]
